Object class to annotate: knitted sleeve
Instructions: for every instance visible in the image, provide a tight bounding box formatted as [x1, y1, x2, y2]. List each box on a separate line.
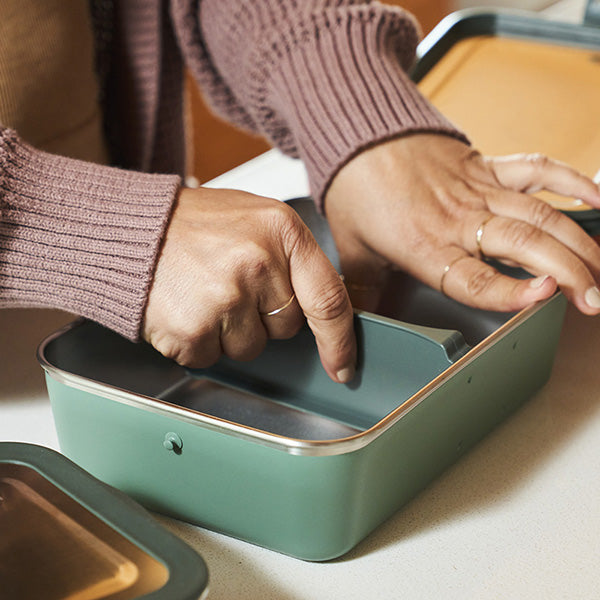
[0, 128, 179, 340]
[170, 0, 468, 209]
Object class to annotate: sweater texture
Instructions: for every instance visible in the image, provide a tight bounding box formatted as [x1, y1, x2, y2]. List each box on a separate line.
[0, 0, 467, 341]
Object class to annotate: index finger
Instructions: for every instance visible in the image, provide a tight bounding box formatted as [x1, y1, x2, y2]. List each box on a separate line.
[487, 154, 600, 207]
[288, 230, 356, 384]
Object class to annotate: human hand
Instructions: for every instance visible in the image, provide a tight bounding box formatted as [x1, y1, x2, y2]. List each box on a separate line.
[143, 187, 356, 383]
[325, 134, 600, 315]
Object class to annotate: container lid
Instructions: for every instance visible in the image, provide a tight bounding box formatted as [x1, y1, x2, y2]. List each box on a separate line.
[0, 442, 208, 600]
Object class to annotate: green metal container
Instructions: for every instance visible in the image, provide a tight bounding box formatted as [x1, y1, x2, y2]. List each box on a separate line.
[38, 199, 568, 561]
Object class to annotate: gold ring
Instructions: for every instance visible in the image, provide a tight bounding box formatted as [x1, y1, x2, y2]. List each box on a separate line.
[261, 293, 296, 317]
[475, 215, 494, 259]
[440, 255, 467, 297]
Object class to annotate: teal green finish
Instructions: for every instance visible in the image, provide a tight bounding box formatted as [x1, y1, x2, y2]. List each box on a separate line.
[48, 376, 361, 560]
[331, 293, 568, 548]
[45, 294, 566, 561]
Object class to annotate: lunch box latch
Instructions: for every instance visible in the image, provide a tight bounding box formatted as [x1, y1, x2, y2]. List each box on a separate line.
[163, 432, 183, 454]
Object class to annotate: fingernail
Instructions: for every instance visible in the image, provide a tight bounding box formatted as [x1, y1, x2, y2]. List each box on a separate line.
[336, 366, 355, 384]
[529, 275, 551, 289]
[584, 286, 600, 309]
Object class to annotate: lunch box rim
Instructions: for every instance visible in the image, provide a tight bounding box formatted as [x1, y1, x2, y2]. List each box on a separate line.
[37, 298, 551, 458]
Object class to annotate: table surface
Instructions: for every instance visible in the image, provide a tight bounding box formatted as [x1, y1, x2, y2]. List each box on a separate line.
[3, 3, 599, 598]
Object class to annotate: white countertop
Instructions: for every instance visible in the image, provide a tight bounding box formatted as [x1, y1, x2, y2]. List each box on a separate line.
[2, 3, 598, 598]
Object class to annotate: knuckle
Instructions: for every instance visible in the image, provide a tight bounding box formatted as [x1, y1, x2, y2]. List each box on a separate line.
[265, 199, 297, 229]
[464, 268, 500, 299]
[206, 280, 244, 318]
[271, 204, 310, 252]
[312, 282, 351, 320]
[529, 200, 560, 230]
[502, 219, 539, 251]
[233, 240, 273, 280]
[432, 184, 470, 216]
[151, 327, 221, 368]
[148, 334, 174, 361]
[527, 152, 550, 171]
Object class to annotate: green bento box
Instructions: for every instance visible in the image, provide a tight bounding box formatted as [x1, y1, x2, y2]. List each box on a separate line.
[38, 199, 567, 561]
[38, 291, 566, 561]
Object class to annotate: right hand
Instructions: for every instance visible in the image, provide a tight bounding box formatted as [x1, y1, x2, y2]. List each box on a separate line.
[325, 134, 600, 316]
[142, 187, 356, 383]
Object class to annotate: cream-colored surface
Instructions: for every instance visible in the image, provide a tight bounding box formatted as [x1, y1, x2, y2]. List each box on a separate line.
[0, 0, 107, 163]
[418, 35, 600, 211]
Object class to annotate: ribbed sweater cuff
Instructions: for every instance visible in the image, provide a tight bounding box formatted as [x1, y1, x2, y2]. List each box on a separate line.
[266, 7, 469, 209]
[0, 130, 180, 340]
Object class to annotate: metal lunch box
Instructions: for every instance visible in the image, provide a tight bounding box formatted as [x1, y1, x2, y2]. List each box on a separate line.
[38, 6, 599, 561]
[0, 442, 208, 599]
[38, 197, 566, 562]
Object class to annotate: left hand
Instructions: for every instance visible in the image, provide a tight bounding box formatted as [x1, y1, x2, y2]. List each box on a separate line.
[324, 133, 600, 315]
[143, 187, 356, 383]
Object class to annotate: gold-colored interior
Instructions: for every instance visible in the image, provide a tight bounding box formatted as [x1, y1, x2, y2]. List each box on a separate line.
[418, 35, 600, 211]
[0, 463, 169, 600]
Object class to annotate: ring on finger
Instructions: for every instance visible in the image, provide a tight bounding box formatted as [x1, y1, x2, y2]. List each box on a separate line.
[260, 293, 296, 317]
[475, 215, 495, 260]
[440, 255, 469, 297]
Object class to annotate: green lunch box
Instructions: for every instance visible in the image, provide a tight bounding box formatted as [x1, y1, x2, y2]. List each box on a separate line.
[38, 6, 600, 561]
[39, 202, 566, 562]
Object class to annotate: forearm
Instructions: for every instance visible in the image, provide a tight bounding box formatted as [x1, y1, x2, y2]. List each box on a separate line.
[174, 0, 467, 208]
[0, 128, 180, 340]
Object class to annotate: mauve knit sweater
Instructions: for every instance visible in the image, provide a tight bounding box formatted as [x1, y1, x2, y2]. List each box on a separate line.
[0, 0, 464, 341]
